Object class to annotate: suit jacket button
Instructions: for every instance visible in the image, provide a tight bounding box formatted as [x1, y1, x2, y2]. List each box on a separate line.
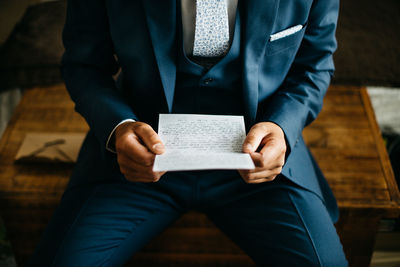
[203, 78, 213, 85]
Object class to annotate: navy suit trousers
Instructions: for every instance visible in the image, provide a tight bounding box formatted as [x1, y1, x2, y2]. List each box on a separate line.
[30, 170, 347, 266]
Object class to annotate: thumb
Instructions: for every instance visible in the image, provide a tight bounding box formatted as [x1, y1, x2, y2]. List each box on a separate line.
[133, 123, 165, 155]
[242, 125, 268, 153]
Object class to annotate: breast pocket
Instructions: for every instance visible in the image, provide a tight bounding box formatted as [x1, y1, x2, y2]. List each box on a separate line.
[266, 22, 308, 56]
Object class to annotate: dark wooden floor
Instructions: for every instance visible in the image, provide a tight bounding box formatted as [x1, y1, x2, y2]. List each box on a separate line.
[0, 85, 399, 266]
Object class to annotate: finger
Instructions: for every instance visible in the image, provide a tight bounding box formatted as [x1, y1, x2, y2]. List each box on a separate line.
[133, 123, 165, 154]
[248, 138, 285, 170]
[248, 152, 264, 168]
[124, 173, 161, 183]
[245, 163, 284, 174]
[245, 178, 274, 184]
[238, 170, 276, 184]
[118, 154, 150, 174]
[119, 160, 166, 182]
[242, 125, 269, 153]
[249, 152, 285, 171]
[117, 136, 156, 166]
[118, 154, 164, 178]
[239, 167, 282, 180]
[124, 170, 166, 183]
[260, 136, 286, 158]
[238, 167, 282, 183]
[249, 152, 280, 169]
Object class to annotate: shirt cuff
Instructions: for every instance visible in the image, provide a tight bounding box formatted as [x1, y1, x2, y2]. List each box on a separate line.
[106, 119, 136, 153]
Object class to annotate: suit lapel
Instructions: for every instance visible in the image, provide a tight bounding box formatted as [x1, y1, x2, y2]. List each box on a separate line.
[242, 0, 279, 123]
[141, 0, 279, 118]
[142, 0, 177, 112]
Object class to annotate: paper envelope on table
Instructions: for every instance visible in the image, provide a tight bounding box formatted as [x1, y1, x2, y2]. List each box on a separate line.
[15, 133, 86, 163]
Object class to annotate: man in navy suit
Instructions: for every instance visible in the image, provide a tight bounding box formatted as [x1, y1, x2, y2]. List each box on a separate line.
[30, 0, 348, 266]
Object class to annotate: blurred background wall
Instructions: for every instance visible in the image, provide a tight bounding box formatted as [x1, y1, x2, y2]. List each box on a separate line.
[0, 0, 62, 137]
[0, 0, 45, 45]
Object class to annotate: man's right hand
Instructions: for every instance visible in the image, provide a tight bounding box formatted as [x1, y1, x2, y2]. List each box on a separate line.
[115, 121, 166, 182]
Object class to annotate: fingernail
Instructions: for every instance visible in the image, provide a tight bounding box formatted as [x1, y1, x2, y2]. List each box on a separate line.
[153, 143, 164, 151]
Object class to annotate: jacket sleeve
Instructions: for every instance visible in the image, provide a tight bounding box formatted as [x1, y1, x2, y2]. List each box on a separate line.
[258, 0, 339, 153]
[62, 0, 138, 149]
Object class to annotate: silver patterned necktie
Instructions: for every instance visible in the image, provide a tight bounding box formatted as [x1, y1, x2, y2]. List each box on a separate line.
[193, 0, 230, 57]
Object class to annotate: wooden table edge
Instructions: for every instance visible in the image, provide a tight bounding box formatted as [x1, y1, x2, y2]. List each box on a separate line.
[361, 87, 400, 208]
[338, 202, 400, 217]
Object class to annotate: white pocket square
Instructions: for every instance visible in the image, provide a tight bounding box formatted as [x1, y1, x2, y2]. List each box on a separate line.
[270, 25, 303, 42]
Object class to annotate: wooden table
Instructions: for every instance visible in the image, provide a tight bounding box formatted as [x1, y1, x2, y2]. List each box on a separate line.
[0, 84, 399, 266]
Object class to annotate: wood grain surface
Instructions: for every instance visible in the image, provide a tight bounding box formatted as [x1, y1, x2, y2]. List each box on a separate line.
[0, 84, 399, 266]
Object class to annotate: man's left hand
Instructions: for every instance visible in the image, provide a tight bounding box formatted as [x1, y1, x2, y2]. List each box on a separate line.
[239, 122, 287, 184]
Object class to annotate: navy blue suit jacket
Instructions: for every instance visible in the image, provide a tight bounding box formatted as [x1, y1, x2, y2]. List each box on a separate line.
[62, 0, 340, 221]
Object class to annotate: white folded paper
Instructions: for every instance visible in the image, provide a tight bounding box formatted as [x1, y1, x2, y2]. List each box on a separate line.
[153, 114, 255, 171]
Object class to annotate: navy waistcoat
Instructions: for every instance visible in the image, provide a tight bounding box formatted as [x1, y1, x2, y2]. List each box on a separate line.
[172, 3, 244, 116]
